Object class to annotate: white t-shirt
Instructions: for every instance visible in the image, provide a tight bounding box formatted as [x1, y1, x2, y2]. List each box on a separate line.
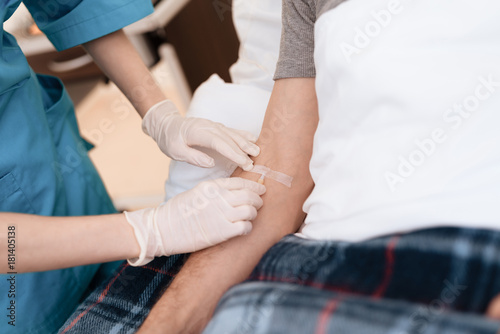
[277, 0, 500, 241]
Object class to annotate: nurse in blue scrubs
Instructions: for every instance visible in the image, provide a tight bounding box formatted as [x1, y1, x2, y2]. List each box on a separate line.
[0, 1, 261, 333]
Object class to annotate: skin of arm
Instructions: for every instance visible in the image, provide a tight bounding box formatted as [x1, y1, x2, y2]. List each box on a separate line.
[83, 29, 167, 117]
[0, 213, 140, 273]
[487, 295, 500, 319]
[137, 77, 318, 334]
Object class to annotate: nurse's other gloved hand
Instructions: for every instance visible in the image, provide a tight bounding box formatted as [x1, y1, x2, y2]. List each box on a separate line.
[142, 100, 259, 171]
[124, 177, 266, 266]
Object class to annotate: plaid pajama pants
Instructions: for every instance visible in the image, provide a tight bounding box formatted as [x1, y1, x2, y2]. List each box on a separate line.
[59, 227, 500, 334]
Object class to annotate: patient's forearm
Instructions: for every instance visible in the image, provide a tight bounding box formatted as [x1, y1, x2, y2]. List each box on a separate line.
[138, 78, 318, 333]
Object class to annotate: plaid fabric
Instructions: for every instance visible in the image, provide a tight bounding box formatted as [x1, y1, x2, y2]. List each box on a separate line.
[206, 228, 500, 333]
[58, 255, 189, 334]
[205, 282, 500, 334]
[59, 227, 500, 333]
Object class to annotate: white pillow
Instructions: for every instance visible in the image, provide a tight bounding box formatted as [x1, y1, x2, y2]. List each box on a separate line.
[164, 75, 271, 200]
[164, 0, 282, 201]
[229, 0, 282, 91]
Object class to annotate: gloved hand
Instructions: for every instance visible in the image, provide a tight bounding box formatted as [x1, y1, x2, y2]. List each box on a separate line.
[124, 177, 266, 266]
[142, 100, 260, 171]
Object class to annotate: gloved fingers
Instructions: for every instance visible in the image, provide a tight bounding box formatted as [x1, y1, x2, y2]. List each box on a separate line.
[182, 119, 255, 170]
[228, 221, 253, 237]
[226, 189, 264, 210]
[222, 126, 260, 157]
[177, 145, 215, 168]
[227, 204, 258, 222]
[231, 128, 258, 143]
[205, 131, 255, 171]
[215, 177, 266, 195]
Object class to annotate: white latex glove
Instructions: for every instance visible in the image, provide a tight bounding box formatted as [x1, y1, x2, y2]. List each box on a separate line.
[142, 100, 260, 171]
[125, 177, 266, 266]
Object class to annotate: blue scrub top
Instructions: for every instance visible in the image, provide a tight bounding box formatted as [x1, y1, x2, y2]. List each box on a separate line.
[0, 1, 153, 333]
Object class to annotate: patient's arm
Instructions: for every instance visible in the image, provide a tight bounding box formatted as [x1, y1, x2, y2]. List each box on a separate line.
[138, 78, 318, 334]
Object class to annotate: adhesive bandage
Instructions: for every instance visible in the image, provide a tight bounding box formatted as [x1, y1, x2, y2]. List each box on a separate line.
[249, 165, 293, 187]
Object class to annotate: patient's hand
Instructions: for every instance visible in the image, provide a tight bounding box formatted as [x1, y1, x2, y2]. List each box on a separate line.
[137, 78, 318, 334]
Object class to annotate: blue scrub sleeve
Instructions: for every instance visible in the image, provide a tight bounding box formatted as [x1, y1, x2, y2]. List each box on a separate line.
[23, 0, 154, 51]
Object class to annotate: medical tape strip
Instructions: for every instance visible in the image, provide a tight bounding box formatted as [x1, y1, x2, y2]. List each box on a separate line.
[249, 165, 293, 188]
